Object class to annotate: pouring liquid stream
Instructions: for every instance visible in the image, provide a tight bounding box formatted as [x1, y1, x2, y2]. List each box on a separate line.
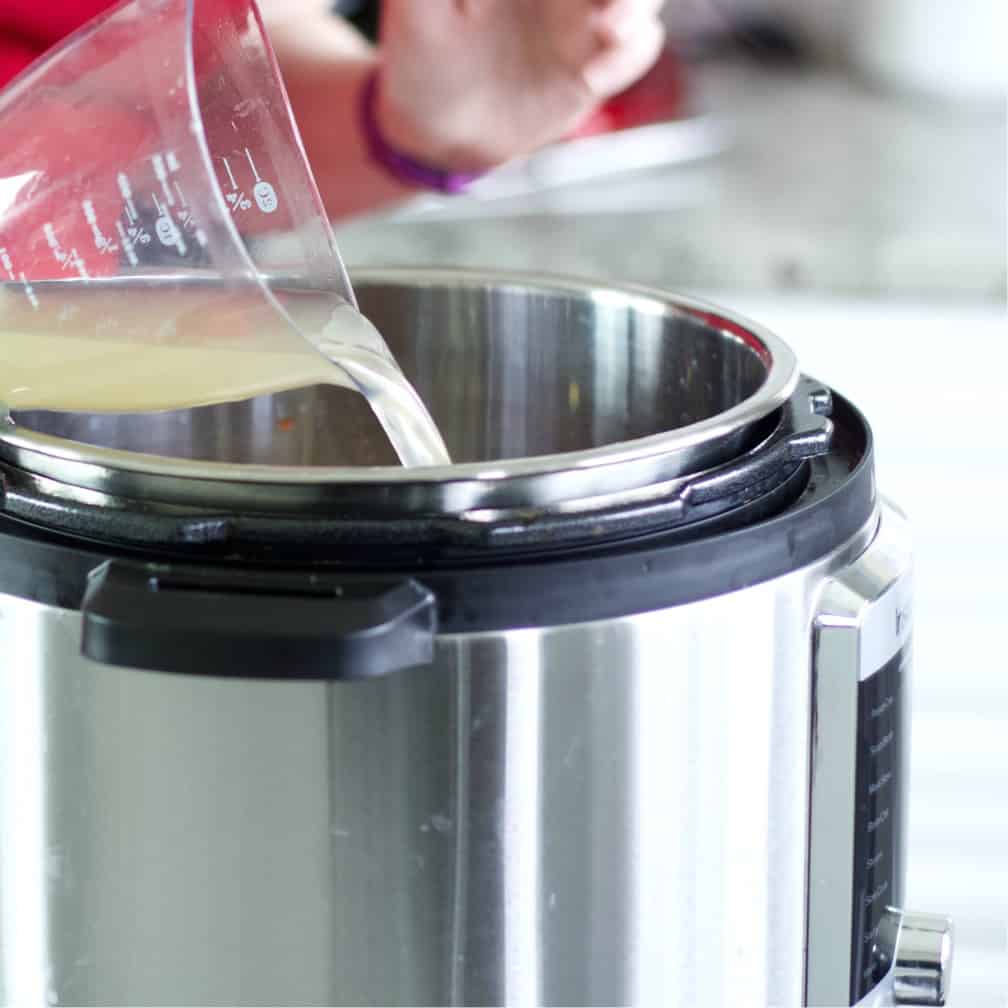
[0, 279, 451, 467]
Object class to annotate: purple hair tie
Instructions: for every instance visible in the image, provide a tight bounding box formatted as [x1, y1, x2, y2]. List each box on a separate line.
[358, 68, 486, 195]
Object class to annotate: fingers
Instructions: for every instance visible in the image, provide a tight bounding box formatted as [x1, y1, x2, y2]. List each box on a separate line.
[588, 0, 666, 40]
[588, 0, 665, 63]
[581, 10, 665, 96]
[541, 0, 664, 80]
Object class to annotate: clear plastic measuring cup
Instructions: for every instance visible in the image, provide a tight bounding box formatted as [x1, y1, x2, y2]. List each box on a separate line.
[0, 0, 411, 422]
[0, 0, 354, 296]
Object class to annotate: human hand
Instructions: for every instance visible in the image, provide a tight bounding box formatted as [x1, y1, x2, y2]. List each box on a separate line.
[376, 0, 666, 172]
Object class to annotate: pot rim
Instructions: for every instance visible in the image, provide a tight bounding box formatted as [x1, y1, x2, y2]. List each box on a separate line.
[0, 268, 799, 515]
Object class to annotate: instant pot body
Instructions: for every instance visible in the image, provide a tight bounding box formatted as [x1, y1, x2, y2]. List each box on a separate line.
[0, 271, 948, 1006]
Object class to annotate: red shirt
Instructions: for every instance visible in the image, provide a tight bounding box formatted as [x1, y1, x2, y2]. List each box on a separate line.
[0, 1, 113, 86]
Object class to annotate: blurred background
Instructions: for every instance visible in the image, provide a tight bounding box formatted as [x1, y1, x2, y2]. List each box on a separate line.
[333, 2, 1007, 1005]
[335, 0, 1004, 302]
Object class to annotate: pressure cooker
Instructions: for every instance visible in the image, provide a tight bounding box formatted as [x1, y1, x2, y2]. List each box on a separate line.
[0, 269, 951, 1006]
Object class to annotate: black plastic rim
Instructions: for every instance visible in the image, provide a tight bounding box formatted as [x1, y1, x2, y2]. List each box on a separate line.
[0, 390, 874, 635]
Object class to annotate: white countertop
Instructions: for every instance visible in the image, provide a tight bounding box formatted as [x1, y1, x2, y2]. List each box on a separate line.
[716, 296, 1008, 1007]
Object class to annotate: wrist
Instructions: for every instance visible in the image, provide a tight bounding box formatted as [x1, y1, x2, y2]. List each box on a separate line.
[359, 68, 497, 192]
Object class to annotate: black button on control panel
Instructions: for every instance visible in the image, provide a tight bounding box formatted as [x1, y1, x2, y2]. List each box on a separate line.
[850, 648, 907, 1003]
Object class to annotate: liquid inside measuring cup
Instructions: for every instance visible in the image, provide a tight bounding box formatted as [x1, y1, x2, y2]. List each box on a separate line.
[0, 0, 452, 467]
[0, 278, 451, 468]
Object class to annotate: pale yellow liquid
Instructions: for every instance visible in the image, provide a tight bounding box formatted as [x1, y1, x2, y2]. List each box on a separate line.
[0, 281, 450, 467]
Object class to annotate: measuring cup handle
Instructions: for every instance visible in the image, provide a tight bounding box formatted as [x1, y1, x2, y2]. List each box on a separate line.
[80, 560, 437, 680]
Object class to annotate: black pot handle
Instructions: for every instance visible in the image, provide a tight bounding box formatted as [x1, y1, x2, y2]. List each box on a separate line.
[80, 560, 436, 680]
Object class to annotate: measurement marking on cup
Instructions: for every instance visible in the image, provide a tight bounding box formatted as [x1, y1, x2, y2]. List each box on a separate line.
[115, 220, 139, 265]
[151, 194, 187, 255]
[65, 249, 88, 278]
[125, 218, 150, 247]
[42, 222, 89, 279]
[225, 190, 251, 213]
[175, 204, 205, 247]
[117, 172, 138, 220]
[221, 155, 253, 211]
[152, 153, 175, 206]
[43, 222, 60, 258]
[166, 150, 180, 172]
[0, 248, 35, 307]
[244, 147, 260, 180]
[245, 147, 279, 213]
[164, 178, 205, 240]
[81, 199, 118, 254]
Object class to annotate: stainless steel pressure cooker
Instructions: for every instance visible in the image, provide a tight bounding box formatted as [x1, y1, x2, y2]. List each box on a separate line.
[0, 269, 952, 1006]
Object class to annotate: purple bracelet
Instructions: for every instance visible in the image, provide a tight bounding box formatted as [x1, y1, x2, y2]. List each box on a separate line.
[358, 68, 486, 195]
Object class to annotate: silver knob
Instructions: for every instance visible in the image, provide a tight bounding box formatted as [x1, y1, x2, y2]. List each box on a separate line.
[892, 911, 954, 1006]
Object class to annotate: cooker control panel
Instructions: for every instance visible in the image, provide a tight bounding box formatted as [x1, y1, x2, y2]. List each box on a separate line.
[850, 647, 906, 1001]
[807, 505, 951, 1008]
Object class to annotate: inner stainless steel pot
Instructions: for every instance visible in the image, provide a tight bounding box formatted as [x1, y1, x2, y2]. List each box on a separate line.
[0, 269, 797, 515]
